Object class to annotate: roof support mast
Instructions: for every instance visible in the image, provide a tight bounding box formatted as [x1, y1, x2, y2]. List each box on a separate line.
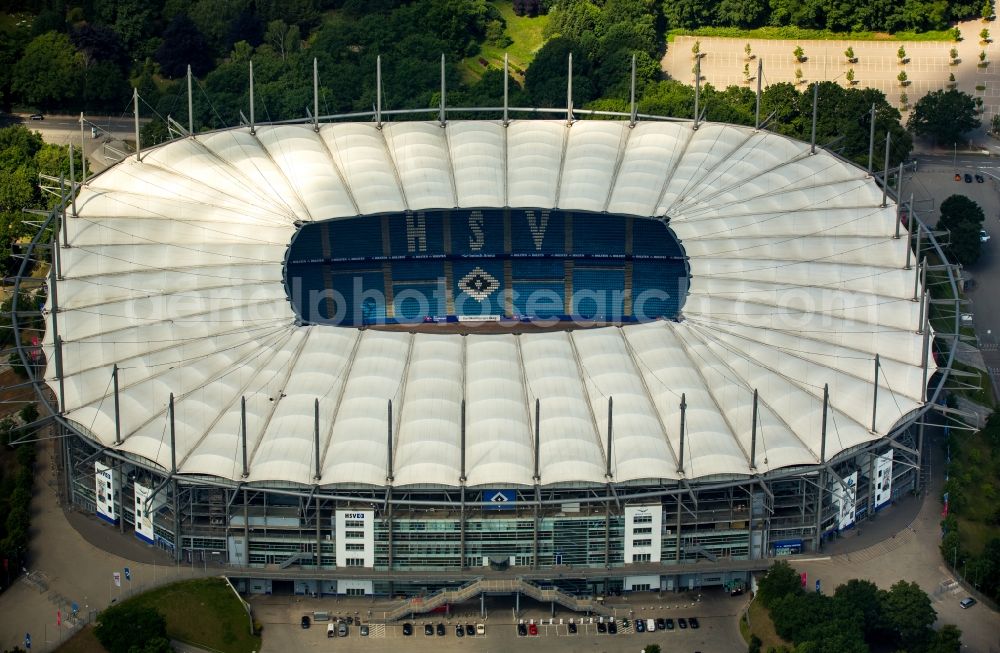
[133, 88, 141, 162]
[820, 384, 829, 465]
[187, 64, 193, 135]
[439, 53, 447, 127]
[460, 399, 467, 483]
[749, 389, 758, 470]
[240, 396, 249, 478]
[68, 143, 77, 219]
[503, 53, 509, 127]
[629, 54, 637, 128]
[386, 399, 394, 482]
[810, 82, 818, 154]
[567, 53, 574, 125]
[113, 364, 121, 445]
[376, 55, 382, 129]
[913, 225, 923, 299]
[871, 354, 880, 433]
[79, 112, 87, 183]
[533, 398, 541, 483]
[249, 60, 255, 136]
[894, 161, 904, 239]
[754, 59, 763, 130]
[313, 58, 320, 132]
[313, 398, 321, 482]
[693, 59, 701, 130]
[677, 393, 687, 474]
[169, 393, 177, 474]
[605, 396, 613, 478]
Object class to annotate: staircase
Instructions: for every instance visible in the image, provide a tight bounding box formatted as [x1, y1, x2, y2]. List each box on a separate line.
[686, 544, 718, 562]
[383, 578, 614, 622]
[277, 551, 313, 569]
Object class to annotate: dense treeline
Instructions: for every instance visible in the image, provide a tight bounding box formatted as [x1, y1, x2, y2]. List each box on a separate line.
[754, 561, 963, 653]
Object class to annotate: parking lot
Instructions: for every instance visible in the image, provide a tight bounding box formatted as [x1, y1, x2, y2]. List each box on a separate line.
[253, 590, 747, 652]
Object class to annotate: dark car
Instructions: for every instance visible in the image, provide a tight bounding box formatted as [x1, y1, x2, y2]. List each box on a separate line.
[29, 113, 43, 120]
[403, 623, 413, 636]
[466, 624, 475, 636]
[517, 623, 528, 636]
[976, 173, 985, 183]
[597, 621, 607, 633]
[436, 623, 445, 636]
[300, 615, 311, 629]
[360, 624, 369, 636]
[424, 624, 434, 636]
[338, 623, 348, 637]
[665, 618, 675, 630]
[965, 173, 973, 183]
[635, 618, 646, 633]
[608, 621, 618, 634]
[456, 624, 464, 637]
[678, 617, 688, 629]
[656, 618, 666, 630]
[568, 622, 577, 634]
[689, 617, 700, 629]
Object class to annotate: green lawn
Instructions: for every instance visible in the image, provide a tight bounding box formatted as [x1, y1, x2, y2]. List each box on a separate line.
[669, 25, 957, 42]
[462, 1, 550, 83]
[57, 578, 260, 653]
[951, 416, 1000, 556]
[740, 599, 790, 650]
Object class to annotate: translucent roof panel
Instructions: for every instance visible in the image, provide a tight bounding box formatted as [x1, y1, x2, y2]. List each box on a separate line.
[46, 119, 936, 487]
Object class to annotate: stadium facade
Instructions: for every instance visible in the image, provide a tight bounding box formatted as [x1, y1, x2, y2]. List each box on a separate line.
[12, 92, 960, 601]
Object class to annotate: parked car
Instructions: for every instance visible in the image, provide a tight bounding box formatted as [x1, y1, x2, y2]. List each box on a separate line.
[436, 623, 445, 636]
[476, 623, 485, 636]
[689, 617, 700, 629]
[402, 623, 413, 636]
[360, 624, 369, 636]
[300, 615, 310, 629]
[976, 173, 985, 183]
[29, 113, 43, 120]
[981, 229, 991, 243]
[646, 618, 656, 632]
[338, 623, 348, 637]
[568, 621, 578, 634]
[424, 623, 434, 636]
[656, 618, 666, 630]
[678, 617, 688, 629]
[465, 624, 475, 636]
[597, 621, 607, 633]
[960, 597, 977, 609]
[455, 624, 464, 637]
[608, 621, 618, 634]
[665, 618, 675, 630]
[528, 623, 538, 636]
[965, 173, 973, 183]
[326, 623, 335, 638]
[517, 623, 527, 636]
[635, 618, 646, 633]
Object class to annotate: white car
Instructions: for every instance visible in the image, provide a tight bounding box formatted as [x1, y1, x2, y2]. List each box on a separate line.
[476, 623, 485, 636]
[981, 229, 991, 243]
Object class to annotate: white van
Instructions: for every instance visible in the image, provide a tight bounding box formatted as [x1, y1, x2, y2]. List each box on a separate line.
[326, 623, 335, 638]
[476, 623, 486, 636]
[646, 618, 656, 632]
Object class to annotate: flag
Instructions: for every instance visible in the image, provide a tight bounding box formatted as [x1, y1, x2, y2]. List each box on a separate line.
[57, 610, 61, 626]
[113, 572, 121, 587]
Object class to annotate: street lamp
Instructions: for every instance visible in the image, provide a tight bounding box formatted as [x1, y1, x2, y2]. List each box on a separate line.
[954, 142, 957, 170]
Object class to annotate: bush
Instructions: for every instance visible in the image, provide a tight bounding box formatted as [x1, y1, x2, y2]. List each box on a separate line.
[95, 604, 169, 653]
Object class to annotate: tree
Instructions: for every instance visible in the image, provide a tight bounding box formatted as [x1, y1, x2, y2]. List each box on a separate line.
[794, 67, 803, 83]
[833, 579, 883, 640]
[642, 645, 661, 653]
[717, 0, 767, 27]
[846, 68, 855, 84]
[748, 634, 763, 653]
[745, 42, 753, 59]
[982, 28, 992, 42]
[692, 40, 701, 57]
[908, 89, 979, 144]
[981, 49, 989, 64]
[898, 70, 908, 85]
[265, 20, 300, 61]
[794, 45, 805, 62]
[757, 560, 802, 608]
[11, 32, 81, 110]
[880, 580, 936, 652]
[928, 624, 963, 653]
[845, 45, 855, 62]
[938, 194, 987, 265]
[898, 45, 907, 63]
[951, 46, 960, 62]
[94, 603, 169, 653]
[156, 14, 213, 79]
[513, 0, 542, 17]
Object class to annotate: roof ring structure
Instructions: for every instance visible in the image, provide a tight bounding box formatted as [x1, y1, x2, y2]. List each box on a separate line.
[43, 118, 935, 488]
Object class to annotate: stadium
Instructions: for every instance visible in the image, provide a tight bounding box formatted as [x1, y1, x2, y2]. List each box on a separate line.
[11, 69, 960, 603]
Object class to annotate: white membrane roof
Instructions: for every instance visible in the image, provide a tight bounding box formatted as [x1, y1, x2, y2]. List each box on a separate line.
[45, 120, 933, 487]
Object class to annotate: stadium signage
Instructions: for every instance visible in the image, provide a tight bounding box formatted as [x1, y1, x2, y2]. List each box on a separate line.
[344, 512, 365, 519]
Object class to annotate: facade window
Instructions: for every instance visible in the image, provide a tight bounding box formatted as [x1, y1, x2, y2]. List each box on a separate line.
[345, 543, 364, 551]
[345, 558, 365, 567]
[632, 539, 652, 547]
[632, 527, 652, 535]
[632, 553, 651, 562]
[345, 520, 365, 528]
[345, 587, 365, 595]
[345, 530, 365, 539]
[633, 515, 652, 524]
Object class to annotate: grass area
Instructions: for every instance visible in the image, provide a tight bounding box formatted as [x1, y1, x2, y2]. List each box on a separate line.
[0, 11, 32, 34]
[668, 26, 958, 42]
[740, 599, 789, 650]
[56, 625, 106, 653]
[461, 1, 550, 83]
[56, 579, 260, 653]
[950, 416, 1000, 556]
